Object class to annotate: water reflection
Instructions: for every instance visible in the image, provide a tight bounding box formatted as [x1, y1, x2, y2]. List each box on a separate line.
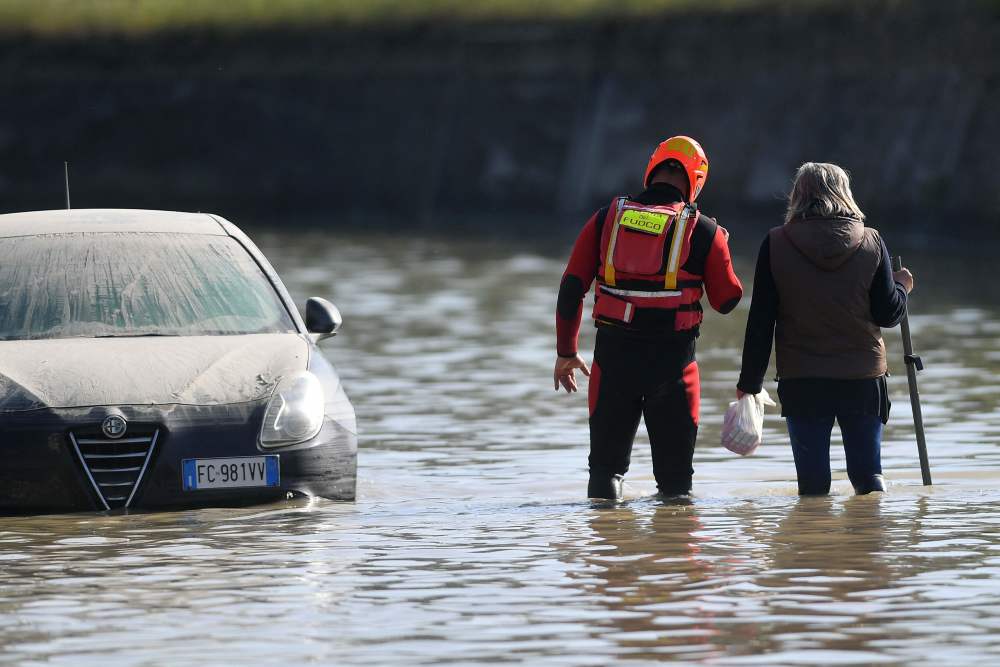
[754, 497, 897, 661]
[558, 492, 1000, 665]
[574, 500, 722, 661]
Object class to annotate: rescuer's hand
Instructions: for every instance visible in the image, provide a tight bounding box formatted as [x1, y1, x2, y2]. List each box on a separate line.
[893, 267, 914, 294]
[554, 354, 591, 393]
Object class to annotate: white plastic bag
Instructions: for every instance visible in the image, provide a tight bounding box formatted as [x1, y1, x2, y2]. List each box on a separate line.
[721, 388, 777, 456]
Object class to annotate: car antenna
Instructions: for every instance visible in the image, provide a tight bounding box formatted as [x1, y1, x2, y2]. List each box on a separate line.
[64, 161, 71, 210]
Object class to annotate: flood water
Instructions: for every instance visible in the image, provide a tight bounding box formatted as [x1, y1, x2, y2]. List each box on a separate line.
[2, 230, 999, 666]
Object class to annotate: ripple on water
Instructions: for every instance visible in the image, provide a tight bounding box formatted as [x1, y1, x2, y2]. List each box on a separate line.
[2, 236, 1000, 665]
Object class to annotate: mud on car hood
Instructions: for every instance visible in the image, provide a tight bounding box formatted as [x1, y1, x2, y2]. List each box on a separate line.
[0, 334, 308, 412]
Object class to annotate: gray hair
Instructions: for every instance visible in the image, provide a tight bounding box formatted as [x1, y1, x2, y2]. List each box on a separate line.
[785, 162, 865, 223]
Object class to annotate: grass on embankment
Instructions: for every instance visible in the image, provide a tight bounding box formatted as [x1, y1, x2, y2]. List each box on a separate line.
[0, 0, 868, 36]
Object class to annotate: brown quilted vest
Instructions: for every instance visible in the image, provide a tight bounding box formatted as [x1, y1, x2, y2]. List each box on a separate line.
[769, 217, 887, 380]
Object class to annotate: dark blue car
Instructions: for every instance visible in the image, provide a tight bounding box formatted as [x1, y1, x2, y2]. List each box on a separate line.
[0, 209, 357, 514]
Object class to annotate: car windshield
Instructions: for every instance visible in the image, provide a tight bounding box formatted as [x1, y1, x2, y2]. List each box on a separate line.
[0, 232, 297, 340]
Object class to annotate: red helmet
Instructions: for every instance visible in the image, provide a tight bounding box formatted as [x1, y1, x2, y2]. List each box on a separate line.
[643, 136, 709, 203]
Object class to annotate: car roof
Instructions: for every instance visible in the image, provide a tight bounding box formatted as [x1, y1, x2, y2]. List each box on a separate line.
[0, 209, 229, 238]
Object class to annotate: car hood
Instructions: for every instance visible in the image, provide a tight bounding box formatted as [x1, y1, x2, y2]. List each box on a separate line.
[0, 334, 308, 412]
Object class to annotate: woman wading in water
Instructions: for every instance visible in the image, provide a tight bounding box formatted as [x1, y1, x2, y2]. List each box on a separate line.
[737, 163, 914, 495]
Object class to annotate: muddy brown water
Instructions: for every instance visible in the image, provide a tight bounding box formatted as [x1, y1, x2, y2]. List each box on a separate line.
[2, 231, 999, 666]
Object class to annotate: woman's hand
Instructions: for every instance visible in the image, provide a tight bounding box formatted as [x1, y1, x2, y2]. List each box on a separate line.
[554, 354, 591, 393]
[893, 267, 914, 293]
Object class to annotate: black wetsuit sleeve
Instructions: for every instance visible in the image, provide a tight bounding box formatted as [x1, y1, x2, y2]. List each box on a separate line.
[869, 237, 908, 328]
[555, 207, 605, 357]
[737, 236, 777, 395]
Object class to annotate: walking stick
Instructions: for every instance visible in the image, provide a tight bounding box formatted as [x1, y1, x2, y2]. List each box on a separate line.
[893, 256, 932, 485]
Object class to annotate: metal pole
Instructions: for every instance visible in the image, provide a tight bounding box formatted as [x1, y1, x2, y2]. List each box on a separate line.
[64, 161, 71, 210]
[893, 256, 932, 485]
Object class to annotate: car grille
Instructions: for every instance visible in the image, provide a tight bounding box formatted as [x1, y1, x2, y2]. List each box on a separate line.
[69, 425, 160, 510]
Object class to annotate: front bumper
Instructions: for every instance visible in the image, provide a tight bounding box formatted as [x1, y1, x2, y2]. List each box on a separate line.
[0, 401, 357, 514]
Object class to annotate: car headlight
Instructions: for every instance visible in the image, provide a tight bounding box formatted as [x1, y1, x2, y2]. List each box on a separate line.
[260, 371, 325, 448]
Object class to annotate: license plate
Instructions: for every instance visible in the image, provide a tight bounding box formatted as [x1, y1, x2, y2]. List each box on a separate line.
[182, 456, 280, 491]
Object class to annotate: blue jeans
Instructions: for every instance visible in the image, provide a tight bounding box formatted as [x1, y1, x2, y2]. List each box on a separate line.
[786, 414, 883, 495]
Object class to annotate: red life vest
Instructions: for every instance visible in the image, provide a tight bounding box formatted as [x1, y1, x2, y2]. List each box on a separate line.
[593, 197, 707, 332]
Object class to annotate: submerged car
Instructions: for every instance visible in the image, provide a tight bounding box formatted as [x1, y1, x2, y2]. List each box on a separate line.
[0, 209, 357, 514]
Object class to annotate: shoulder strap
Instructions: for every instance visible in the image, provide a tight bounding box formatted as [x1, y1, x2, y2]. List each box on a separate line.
[664, 204, 696, 290]
[601, 197, 628, 287]
[697, 214, 718, 241]
[679, 211, 719, 277]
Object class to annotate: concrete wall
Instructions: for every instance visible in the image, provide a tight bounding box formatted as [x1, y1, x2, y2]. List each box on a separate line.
[1, 3, 997, 237]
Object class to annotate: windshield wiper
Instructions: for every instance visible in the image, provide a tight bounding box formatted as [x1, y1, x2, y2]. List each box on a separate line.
[93, 333, 175, 338]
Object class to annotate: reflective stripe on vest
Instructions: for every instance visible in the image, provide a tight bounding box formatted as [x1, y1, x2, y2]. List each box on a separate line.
[600, 285, 682, 299]
[664, 205, 693, 290]
[602, 197, 628, 287]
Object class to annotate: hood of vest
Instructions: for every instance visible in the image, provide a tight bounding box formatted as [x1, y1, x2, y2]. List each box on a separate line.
[782, 216, 866, 271]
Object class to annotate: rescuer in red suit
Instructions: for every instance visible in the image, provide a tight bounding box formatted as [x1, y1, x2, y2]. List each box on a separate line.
[554, 136, 744, 500]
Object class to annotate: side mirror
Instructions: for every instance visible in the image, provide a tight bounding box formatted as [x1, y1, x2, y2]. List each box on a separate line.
[305, 297, 342, 341]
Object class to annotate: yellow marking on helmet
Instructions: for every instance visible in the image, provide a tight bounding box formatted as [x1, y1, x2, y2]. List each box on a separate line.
[619, 210, 669, 235]
[664, 137, 696, 158]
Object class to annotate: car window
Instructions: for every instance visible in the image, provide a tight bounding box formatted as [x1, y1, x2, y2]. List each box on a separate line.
[0, 232, 297, 340]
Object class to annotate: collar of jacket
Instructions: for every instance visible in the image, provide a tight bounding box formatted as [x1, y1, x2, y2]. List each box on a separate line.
[630, 183, 685, 206]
